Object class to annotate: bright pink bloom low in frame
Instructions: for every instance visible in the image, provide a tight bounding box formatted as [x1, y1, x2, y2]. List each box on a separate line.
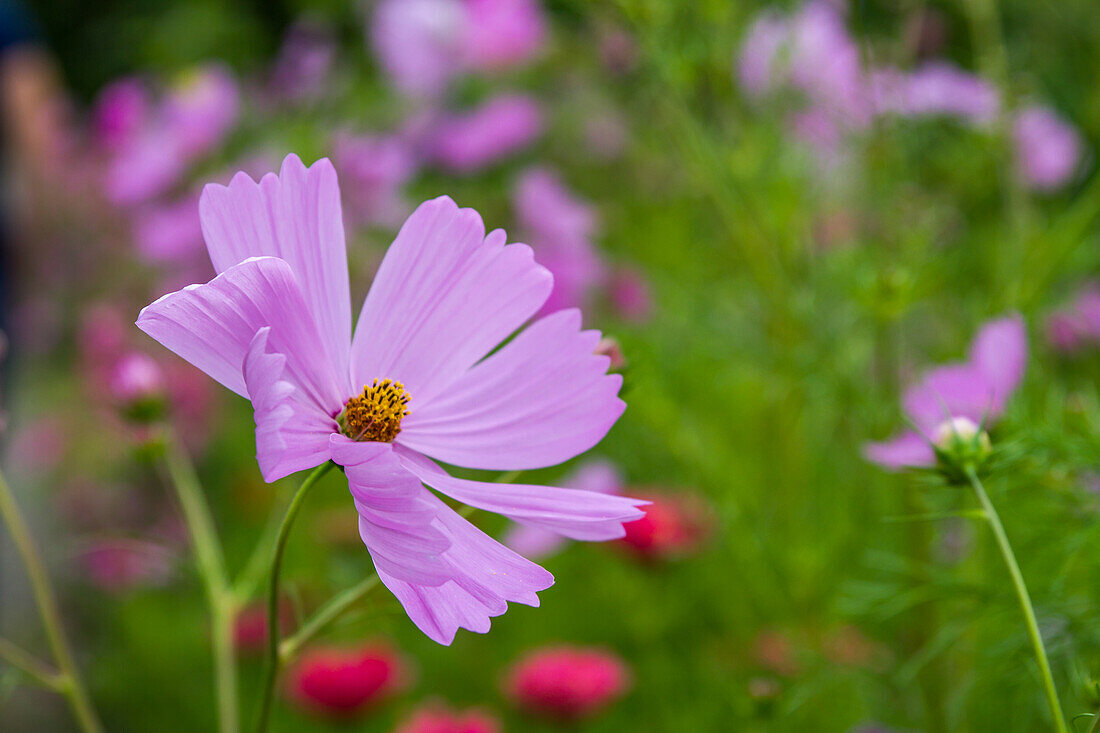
[136, 154, 644, 644]
[286, 643, 406, 718]
[428, 95, 543, 173]
[395, 704, 501, 733]
[505, 646, 630, 720]
[864, 315, 1027, 470]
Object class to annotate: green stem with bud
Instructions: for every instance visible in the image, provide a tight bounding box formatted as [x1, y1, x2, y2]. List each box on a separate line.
[0, 466, 103, 732]
[964, 466, 1066, 733]
[253, 461, 335, 733]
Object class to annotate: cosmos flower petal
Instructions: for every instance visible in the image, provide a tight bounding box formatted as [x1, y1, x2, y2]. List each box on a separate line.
[969, 314, 1027, 411]
[199, 154, 351, 389]
[902, 363, 993, 434]
[398, 309, 625, 470]
[863, 431, 935, 470]
[376, 492, 553, 645]
[136, 256, 343, 413]
[398, 448, 647, 541]
[244, 328, 336, 482]
[330, 435, 454, 586]
[349, 196, 552, 405]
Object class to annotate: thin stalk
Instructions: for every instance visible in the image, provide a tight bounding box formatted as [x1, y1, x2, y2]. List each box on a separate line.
[965, 466, 1067, 733]
[253, 461, 335, 733]
[162, 438, 238, 733]
[0, 636, 63, 691]
[1088, 709, 1100, 733]
[279, 575, 380, 662]
[0, 467, 102, 732]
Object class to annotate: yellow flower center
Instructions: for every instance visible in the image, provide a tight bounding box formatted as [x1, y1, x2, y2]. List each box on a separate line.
[336, 379, 410, 442]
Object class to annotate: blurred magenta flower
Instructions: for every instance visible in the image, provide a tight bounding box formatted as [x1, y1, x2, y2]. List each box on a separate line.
[269, 19, 336, 103]
[513, 166, 603, 314]
[235, 599, 293, 656]
[620, 491, 710, 560]
[504, 460, 622, 558]
[462, 0, 545, 71]
[1013, 105, 1084, 191]
[786, 1, 868, 126]
[871, 62, 1000, 124]
[91, 77, 150, 151]
[161, 65, 240, 158]
[105, 131, 187, 206]
[332, 131, 418, 228]
[737, 11, 789, 97]
[136, 154, 644, 644]
[395, 703, 501, 733]
[286, 642, 407, 718]
[371, 0, 467, 98]
[864, 315, 1027, 470]
[132, 194, 203, 264]
[505, 646, 630, 720]
[1045, 282, 1100, 353]
[428, 95, 543, 173]
[109, 352, 165, 404]
[78, 539, 175, 592]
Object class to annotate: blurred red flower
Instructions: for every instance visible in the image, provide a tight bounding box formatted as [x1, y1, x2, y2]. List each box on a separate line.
[620, 491, 710, 559]
[394, 703, 501, 733]
[285, 642, 407, 718]
[504, 646, 629, 720]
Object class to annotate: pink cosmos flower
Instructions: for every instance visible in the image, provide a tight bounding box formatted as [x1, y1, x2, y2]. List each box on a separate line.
[513, 167, 603, 314]
[285, 642, 407, 718]
[504, 460, 622, 559]
[109, 352, 165, 404]
[462, 0, 546, 71]
[505, 646, 630, 720]
[132, 194, 204, 264]
[395, 704, 501, 733]
[268, 19, 336, 103]
[77, 539, 175, 592]
[1013, 105, 1084, 192]
[428, 95, 543, 173]
[371, 0, 468, 99]
[737, 11, 789, 97]
[161, 65, 240, 158]
[864, 315, 1027, 470]
[1045, 282, 1100, 353]
[871, 62, 1000, 125]
[91, 77, 151, 151]
[136, 154, 644, 644]
[332, 131, 418, 228]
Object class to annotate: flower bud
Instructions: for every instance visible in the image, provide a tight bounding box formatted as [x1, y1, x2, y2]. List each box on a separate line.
[931, 416, 992, 481]
[110, 353, 166, 423]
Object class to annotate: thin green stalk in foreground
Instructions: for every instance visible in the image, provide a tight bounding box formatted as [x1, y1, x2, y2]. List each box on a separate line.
[965, 466, 1067, 733]
[253, 461, 335, 733]
[1088, 708, 1100, 733]
[279, 575, 381, 663]
[0, 466, 103, 732]
[162, 437, 238, 733]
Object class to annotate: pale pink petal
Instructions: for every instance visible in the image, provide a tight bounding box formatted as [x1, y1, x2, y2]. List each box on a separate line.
[244, 328, 335, 481]
[398, 309, 624, 470]
[350, 196, 551, 406]
[863, 431, 935, 470]
[199, 154, 351, 389]
[502, 524, 567, 559]
[969, 314, 1027, 411]
[329, 436, 453, 586]
[375, 492, 553, 645]
[398, 448, 646, 541]
[902, 363, 993, 434]
[136, 257, 343, 414]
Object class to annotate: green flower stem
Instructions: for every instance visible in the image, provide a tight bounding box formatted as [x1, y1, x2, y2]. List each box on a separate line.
[1088, 709, 1100, 733]
[279, 575, 380, 663]
[162, 437, 238, 733]
[0, 466, 103, 732]
[965, 466, 1067, 733]
[253, 461, 335, 733]
[0, 636, 63, 691]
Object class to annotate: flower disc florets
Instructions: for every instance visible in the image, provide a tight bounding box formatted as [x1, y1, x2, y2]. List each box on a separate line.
[337, 379, 410, 442]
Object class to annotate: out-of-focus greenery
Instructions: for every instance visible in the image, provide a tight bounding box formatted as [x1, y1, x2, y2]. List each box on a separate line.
[5, 1, 1100, 731]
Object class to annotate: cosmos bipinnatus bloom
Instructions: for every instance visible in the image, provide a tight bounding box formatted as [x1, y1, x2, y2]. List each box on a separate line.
[136, 154, 646, 644]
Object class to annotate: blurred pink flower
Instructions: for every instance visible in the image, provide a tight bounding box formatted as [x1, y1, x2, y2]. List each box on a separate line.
[870, 62, 1000, 125]
[91, 77, 150, 151]
[132, 195, 203, 263]
[395, 704, 501, 733]
[234, 599, 293, 656]
[620, 491, 710, 560]
[269, 19, 336, 103]
[286, 643, 407, 718]
[78, 539, 175, 592]
[1013, 105, 1084, 192]
[462, 0, 545, 71]
[371, 0, 467, 98]
[428, 95, 543, 172]
[864, 315, 1027, 470]
[136, 154, 642, 644]
[80, 303, 130, 369]
[1046, 283, 1100, 353]
[737, 11, 789, 97]
[594, 337, 626, 371]
[332, 131, 418, 227]
[504, 460, 623, 558]
[513, 166, 603, 313]
[161, 65, 240, 158]
[109, 352, 165, 404]
[105, 130, 187, 206]
[786, 1, 869, 126]
[505, 646, 630, 720]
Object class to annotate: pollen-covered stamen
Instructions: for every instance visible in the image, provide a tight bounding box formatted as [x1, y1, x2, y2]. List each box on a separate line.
[336, 379, 411, 442]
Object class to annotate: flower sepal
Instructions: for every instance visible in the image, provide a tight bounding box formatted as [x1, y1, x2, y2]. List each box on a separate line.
[931, 417, 992, 484]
